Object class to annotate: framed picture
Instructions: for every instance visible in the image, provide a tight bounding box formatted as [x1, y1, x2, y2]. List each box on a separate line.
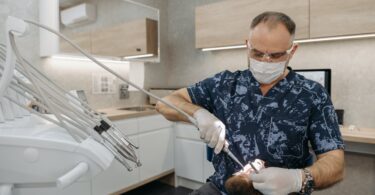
[294, 69, 331, 95]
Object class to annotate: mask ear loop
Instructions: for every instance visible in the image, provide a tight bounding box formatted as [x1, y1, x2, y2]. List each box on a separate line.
[246, 40, 251, 69]
[283, 43, 295, 72]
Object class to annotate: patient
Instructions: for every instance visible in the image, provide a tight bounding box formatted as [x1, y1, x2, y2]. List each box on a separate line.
[225, 159, 265, 195]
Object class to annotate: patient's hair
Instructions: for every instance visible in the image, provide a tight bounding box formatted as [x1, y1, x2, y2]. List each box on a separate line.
[225, 173, 262, 195]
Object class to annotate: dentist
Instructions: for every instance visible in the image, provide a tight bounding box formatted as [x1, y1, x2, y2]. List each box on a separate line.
[156, 11, 344, 195]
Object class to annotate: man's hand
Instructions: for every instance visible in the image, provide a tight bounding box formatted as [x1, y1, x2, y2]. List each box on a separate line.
[193, 109, 226, 154]
[250, 167, 302, 195]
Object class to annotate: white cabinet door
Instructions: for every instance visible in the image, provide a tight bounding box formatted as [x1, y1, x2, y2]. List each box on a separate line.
[175, 138, 205, 183]
[138, 128, 174, 181]
[138, 115, 172, 134]
[92, 135, 139, 195]
[113, 118, 138, 136]
[175, 122, 200, 141]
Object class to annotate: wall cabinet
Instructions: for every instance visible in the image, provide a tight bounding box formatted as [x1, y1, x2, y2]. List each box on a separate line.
[196, 0, 375, 48]
[91, 18, 158, 57]
[195, 0, 309, 48]
[57, 18, 157, 58]
[310, 0, 375, 38]
[59, 31, 91, 55]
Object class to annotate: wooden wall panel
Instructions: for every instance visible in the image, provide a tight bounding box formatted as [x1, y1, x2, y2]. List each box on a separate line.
[310, 0, 375, 38]
[60, 31, 91, 54]
[91, 18, 157, 57]
[195, 0, 309, 48]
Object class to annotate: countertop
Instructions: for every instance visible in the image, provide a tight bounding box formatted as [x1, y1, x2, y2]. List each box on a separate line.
[340, 126, 375, 144]
[98, 105, 158, 121]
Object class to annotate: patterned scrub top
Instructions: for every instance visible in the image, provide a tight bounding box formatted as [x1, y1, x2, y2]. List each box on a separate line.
[187, 68, 344, 193]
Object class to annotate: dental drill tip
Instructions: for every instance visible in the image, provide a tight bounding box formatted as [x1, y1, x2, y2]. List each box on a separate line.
[127, 167, 133, 172]
[136, 161, 142, 167]
[225, 149, 245, 169]
[249, 162, 259, 174]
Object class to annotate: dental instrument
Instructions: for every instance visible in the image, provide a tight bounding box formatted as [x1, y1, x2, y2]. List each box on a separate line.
[223, 145, 245, 169]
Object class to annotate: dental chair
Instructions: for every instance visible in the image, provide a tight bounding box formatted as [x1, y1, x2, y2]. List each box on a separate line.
[0, 16, 140, 195]
[0, 114, 113, 195]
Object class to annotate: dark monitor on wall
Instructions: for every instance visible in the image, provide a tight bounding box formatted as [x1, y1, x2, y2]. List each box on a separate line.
[294, 69, 332, 96]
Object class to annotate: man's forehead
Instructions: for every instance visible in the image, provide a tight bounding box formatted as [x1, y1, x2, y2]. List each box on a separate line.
[249, 22, 293, 51]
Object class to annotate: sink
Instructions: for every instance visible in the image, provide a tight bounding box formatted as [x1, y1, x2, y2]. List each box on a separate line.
[117, 105, 155, 112]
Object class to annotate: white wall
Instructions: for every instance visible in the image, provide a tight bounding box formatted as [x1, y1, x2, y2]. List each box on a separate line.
[0, 0, 39, 65]
[293, 39, 375, 128]
[40, 58, 141, 109]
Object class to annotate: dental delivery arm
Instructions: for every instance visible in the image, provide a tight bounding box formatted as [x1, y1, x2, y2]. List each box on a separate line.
[0, 16, 143, 171]
[308, 149, 344, 189]
[2, 16, 245, 170]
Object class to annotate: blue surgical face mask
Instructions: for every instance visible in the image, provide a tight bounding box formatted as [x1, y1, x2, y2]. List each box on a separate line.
[248, 58, 287, 84]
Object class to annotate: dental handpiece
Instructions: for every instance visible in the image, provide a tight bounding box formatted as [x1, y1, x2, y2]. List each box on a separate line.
[223, 142, 259, 174]
[223, 146, 244, 169]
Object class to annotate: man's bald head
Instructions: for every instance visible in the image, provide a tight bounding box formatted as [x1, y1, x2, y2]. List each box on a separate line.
[250, 11, 296, 37]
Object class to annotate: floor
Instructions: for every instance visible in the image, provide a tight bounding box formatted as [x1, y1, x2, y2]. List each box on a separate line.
[123, 181, 193, 195]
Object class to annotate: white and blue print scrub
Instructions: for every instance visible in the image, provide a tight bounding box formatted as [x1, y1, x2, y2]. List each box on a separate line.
[187, 68, 344, 193]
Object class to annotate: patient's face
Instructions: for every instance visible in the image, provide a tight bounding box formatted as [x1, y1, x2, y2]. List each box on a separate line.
[225, 159, 265, 195]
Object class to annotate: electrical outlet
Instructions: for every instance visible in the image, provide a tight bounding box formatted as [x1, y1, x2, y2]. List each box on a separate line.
[92, 73, 116, 94]
[119, 83, 129, 99]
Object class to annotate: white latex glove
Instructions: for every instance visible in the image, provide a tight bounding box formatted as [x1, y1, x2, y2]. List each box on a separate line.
[193, 109, 226, 154]
[250, 167, 302, 195]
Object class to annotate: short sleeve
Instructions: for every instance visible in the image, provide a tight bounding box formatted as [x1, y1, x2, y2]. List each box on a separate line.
[187, 71, 228, 113]
[308, 94, 345, 155]
[187, 77, 215, 112]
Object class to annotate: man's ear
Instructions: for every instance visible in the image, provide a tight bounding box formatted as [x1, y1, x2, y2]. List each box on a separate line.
[289, 43, 299, 57]
[245, 39, 250, 49]
[291, 43, 299, 54]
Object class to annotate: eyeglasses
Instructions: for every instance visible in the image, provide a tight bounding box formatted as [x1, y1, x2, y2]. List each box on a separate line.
[247, 42, 294, 61]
